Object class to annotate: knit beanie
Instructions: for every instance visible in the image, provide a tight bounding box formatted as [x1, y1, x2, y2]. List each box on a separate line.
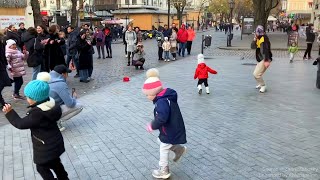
[143, 77, 163, 96]
[5, 39, 16, 49]
[197, 54, 205, 64]
[24, 72, 51, 102]
[146, 68, 159, 78]
[255, 25, 264, 36]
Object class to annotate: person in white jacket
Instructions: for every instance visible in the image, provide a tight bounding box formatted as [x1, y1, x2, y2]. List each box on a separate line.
[162, 37, 171, 62]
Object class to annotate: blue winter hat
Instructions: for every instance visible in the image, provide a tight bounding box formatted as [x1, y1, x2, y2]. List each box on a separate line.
[255, 25, 264, 36]
[24, 72, 51, 102]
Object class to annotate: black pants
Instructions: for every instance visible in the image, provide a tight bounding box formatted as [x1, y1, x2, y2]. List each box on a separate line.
[318, 46, 320, 56]
[127, 52, 133, 64]
[197, 78, 208, 87]
[186, 41, 193, 55]
[124, 43, 127, 55]
[0, 84, 5, 106]
[13, 77, 23, 95]
[36, 158, 69, 180]
[105, 41, 112, 57]
[134, 58, 145, 68]
[304, 43, 313, 58]
[158, 47, 163, 60]
[171, 53, 176, 58]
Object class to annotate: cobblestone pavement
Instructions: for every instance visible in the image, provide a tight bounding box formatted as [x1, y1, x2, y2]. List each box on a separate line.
[0, 46, 320, 180]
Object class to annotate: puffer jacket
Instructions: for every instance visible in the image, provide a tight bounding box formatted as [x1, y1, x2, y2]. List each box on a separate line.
[194, 63, 217, 79]
[5, 48, 27, 77]
[162, 41, 171, 51]
[5, 98, 65, 165]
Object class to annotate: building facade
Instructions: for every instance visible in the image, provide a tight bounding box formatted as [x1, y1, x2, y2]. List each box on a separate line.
[285, 0, 313, 24]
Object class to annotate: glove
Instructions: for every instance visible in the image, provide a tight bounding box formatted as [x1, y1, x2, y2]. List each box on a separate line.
[146, 123, 153, 132]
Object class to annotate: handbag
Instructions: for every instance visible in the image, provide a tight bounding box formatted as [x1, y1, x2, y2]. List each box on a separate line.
[251, 40, 257, 49]
[27, 38, 42, 67]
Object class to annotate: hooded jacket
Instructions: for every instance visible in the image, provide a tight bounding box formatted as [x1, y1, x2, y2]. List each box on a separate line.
[152, 88, 187, 145]
[177, 25, 188, 43]
[194, 63, 217, 79]
[5, 98, 65, 165]
[187, 29, 195, 41]
[49, 71, 76, 108]
[5, 47, 27, 77]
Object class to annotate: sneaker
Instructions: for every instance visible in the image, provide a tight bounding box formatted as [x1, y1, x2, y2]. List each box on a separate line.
[172, 58, 176, 61]
[125, 54, 128, 58]
[152, 166, 171, 179]
[259, 85, 266, 93]
[164, 59, 167, 62]
[74, 74, 79, 78]
[57, 121, 66, 132]
[140, 66, 144, 70]
[87, 77, 94, 81]
[206, 87, 210, 94]
[308, 57, 313, 60]
[170, 145, 187, 162]
[290, 60, 293, 63]
[303, 57, 308, 60]
[255, 84, 261, 89]
[13, 94, 26, 100]
[197, 85, 202, 94]
[167, 59, 171, 62]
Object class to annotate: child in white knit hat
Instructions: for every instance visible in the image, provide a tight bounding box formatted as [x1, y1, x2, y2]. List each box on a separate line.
[143, 68, 187, 179]
[194, 54, 217, 94]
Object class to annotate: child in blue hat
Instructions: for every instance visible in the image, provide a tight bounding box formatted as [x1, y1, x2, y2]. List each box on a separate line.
[2, 72, 69, 180]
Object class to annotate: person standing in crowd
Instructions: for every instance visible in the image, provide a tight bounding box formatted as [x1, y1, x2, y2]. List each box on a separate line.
[17, 22, 26, 50]
[135, 27, 142, 44]
[303, 24, 315, 60]
[0, 33, 12, 108]
[66, 26, 80, 78]
[6, 25, 21, 48]
[58, 31, 67, 61]
[93, 27, 105, 59]
[170, 28, 177, 61]
[123, 27, 128, 57]
[162, 37, 171, 62]
[156, 30, 164, 61]
[143, 68, 187, 179]
[78, 30, 93, 83]
[132, 42, 145, 70]
[253, 25, 272, 93]
[125, 25, 137, 66]
[186, 26, 195, 55]
[2, 72, 69, 180]
[5, 39, 28, 100]
[104, 26, 113, 58]
[44, 25, 66, 72]
[163, 25, 171, 38]
[48, 65, 83, 131]
[177, 24, 188, 57]
[22, 27, 41, 80]
[36, 25, 50, 73]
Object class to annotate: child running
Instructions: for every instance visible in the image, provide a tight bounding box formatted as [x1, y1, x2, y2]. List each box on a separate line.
[143, 68, 187, 179]
[194, 54, 218, 94]
[2, 72, 69, 180]
[288, 41, 299, 63]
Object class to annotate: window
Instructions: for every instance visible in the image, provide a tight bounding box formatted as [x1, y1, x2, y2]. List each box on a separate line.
[132, 0, 137, 5]
[125, 0, 129, 5]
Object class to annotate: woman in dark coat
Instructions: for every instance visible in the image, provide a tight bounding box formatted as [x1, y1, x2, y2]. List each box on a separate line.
[45, 25, 66, 72]
[36, 25, 50, 73]
[0, 33, 12, 108]
[78, 29, 93, 83]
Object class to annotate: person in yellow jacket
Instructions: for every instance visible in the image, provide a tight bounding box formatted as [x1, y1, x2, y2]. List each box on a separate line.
[254, 25, 272, 93]
[288, 41, 299, 63]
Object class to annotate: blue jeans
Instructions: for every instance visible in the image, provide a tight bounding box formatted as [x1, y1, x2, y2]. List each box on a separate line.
[79, 69, 89, 81]
[32, 65, 41, 80]
[66, 54, 79, 74]
[179, 42, 186, 57]
[164, 51, 170, 60]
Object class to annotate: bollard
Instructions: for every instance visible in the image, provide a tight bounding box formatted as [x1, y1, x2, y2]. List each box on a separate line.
[201, 35, 212, 54]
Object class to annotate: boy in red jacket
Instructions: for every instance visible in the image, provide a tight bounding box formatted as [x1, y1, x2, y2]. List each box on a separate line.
[194, 54, 217, 94]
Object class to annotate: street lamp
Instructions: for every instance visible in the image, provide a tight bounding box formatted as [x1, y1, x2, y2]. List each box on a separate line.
[228, 0, 235, 24]
[85, 3, 95, 27]
[227, 0, 235, 47]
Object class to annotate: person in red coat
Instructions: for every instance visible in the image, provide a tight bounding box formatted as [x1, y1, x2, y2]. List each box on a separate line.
[194, 54, 217, 94]
[177, 24, 188, 57]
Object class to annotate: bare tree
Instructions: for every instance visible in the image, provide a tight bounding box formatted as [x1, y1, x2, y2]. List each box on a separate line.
[171, 0, 189, 26]
[70, 0, 79, 27]
[196, 0, 210, 30]
[252, 0, 280, 28]
[30, 0, 42, 26]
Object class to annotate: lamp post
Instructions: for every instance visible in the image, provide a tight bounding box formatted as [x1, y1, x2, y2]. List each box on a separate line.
[85, 3, 95, 28]
[228, 0, 235, 25]
[227, 0, 235, 47]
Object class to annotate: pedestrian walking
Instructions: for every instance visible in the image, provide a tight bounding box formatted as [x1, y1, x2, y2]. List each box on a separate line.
[194, 54, 217, 94]
[93, 27, 105, 59]
[177, 24, 188, 57]
[143, 68, 187, 179]
[132, 42, 145, 70]
[78, 30, 93, 83]
[5, 39, 27, 100]
[303, 24, 315, 60]
[162, 37, 171, 62]
[186, 26, 195, 55]
[66, 26, 80, 78]
[125, 25, 137, 66]
[288, 41, 298, 63]
[170, 28, 177, 61]
[2, 72, 69, 180]
[253, 25, 273, 93]
[123, 27, 128, 57]
[0, 34, 12, 108]
[104, 26, 113, 58]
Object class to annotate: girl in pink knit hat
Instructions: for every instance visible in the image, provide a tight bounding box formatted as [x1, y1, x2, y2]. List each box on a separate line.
[143, 68, 187, 179]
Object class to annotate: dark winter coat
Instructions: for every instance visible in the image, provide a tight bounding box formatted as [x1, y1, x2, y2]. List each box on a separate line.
[152, 88, 187, 145]
[5, 98, 65, 165]
[6, 30, 21, 47]
[0, 40, 12, 87]
[67, 30, 79, 56]
[22, 32, 39, 67]
[17, 28, 27, 37]
[37, 33, 50, 70]
[45, 33, 66, 71]
[78, 38, 93, 70]
[256, 35, 273, 62]
[306, 27, 316, 43]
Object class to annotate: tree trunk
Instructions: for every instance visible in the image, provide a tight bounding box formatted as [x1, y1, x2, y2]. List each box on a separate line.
[253, 0, 279, 30]
[178, 11, 182, 27]
[71, 0, 78, 27]
[31, 0, 42, 26]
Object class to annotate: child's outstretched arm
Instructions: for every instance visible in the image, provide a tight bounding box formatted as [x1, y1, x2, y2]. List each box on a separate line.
[207, 67, 218, 74]
[151, 99, 170, 130]
[194, 68, 199, 79]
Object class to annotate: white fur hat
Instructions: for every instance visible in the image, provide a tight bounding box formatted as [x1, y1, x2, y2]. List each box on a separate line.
[197, 54, 205, 64]
[37, 72, 51, 82]
[146, 68, 159, 78]
[5, 39, 16, 49]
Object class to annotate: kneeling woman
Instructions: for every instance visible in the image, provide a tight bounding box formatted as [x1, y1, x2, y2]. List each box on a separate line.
[133, 43, 145, 70]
